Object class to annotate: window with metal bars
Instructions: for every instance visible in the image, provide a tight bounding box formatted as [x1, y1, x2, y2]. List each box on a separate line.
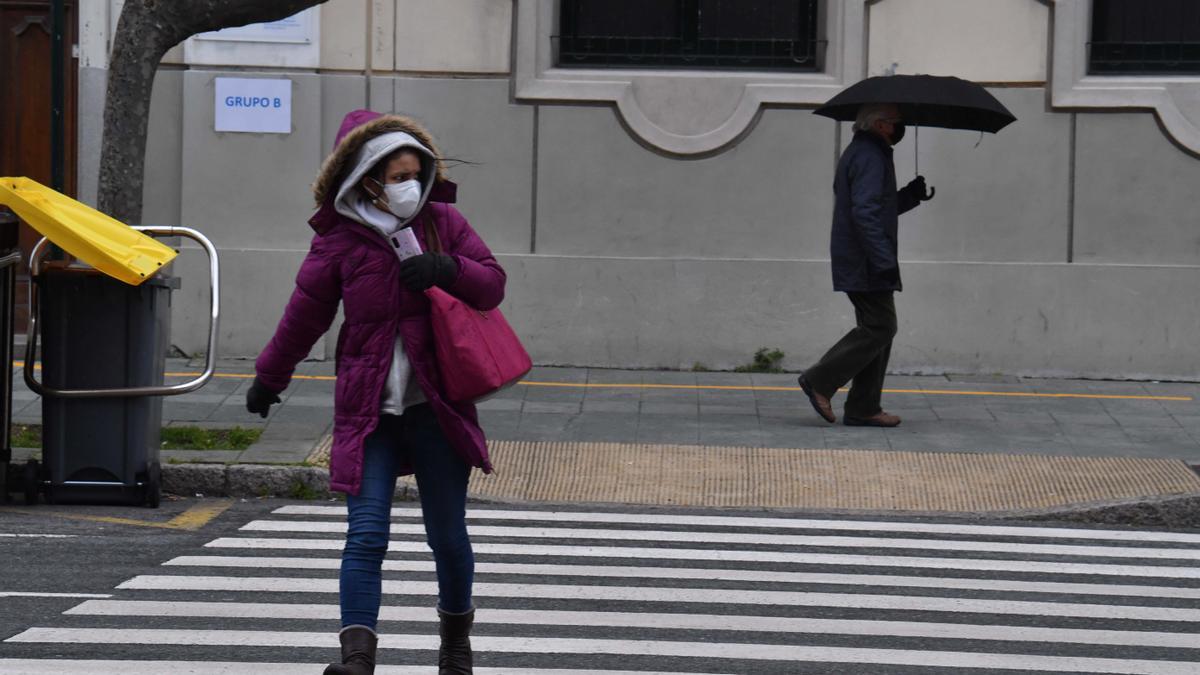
[554, 0, 823, 71]
[1089, 0, 1200, 74]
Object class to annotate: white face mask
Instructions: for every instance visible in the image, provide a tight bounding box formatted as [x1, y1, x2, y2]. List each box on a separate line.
[369, 178, 422, 220]
[384, 179, 423, 219]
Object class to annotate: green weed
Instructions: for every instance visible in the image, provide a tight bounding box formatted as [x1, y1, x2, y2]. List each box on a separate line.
[733, 348, 786, 373]
[160, 426, 261, 450]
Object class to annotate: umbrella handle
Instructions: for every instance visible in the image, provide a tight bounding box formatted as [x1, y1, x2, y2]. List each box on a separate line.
[915, 124, 919, 176]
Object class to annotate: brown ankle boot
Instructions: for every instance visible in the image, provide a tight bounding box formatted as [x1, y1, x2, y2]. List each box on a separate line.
[438, 607, 474, 674]
[324, 625, 377, 675]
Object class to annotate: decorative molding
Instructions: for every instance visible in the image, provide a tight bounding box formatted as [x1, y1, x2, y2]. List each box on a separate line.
[512, 0, 866, 155]
[1050, 0, 1200, 154]
[12, 15, 51, 37]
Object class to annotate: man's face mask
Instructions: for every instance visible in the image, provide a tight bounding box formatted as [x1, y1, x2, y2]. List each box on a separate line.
[890, 122, 906, 145]
[367, 176, 422, 219]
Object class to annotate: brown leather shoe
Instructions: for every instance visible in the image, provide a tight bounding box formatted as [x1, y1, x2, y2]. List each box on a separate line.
[798, 373, 836, 423]
[844, 411, 901, 427]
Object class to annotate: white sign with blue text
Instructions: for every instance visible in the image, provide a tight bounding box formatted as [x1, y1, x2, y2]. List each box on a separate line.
[214, 77, 292, 134]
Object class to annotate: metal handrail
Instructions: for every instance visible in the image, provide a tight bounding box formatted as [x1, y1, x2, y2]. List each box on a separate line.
[23, 226, 220, 398]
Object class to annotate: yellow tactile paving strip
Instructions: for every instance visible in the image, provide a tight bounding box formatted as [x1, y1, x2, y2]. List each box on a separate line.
[421, 441, 1200, 512]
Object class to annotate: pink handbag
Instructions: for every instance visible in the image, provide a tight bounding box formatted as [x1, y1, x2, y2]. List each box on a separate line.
[423, 217, 532, 403]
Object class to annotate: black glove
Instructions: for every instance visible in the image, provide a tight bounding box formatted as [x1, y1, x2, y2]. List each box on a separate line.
[399, 252, 458, 292]
[905, 175, 935, 201]
[245, 377, 281, 418]
[878, 266, 901, 284]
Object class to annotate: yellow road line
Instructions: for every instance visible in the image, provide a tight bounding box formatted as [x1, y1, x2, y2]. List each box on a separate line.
[884, 388, 1191, 401]
[163, 499, 236, 529]
[3, 499, 234, 531]
[15, 362, 1193, 402]
[517, 380, 1193, 402]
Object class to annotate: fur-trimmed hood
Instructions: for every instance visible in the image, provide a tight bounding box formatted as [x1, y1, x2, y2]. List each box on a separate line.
[312, 110, 449, 207]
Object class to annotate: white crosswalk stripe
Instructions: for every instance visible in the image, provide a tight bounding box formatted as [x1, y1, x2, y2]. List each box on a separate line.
[5, 503, 1200, 674]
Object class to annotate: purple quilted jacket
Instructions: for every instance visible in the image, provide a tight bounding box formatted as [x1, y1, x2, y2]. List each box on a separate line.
[255, 110, 505, 495]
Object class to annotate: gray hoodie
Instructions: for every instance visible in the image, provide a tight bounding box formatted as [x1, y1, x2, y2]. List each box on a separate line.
[334, 131, 438, 414]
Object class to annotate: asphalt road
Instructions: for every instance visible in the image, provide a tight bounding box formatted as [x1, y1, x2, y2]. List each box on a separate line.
[2, 498, 1199, 674]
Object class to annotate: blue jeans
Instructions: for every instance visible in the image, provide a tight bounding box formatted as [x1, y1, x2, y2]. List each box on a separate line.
[340, 404, 474, 629]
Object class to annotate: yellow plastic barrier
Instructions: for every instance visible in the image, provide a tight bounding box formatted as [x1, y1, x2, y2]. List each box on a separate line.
[0, 177, 177, 285]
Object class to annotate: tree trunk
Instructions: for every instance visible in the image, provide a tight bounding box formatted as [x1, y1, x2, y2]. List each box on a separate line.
[97, 0, 326, 224]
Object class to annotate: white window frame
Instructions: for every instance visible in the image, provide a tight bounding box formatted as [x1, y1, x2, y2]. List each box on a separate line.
[1051, 0, 1200, 154]
[513, 0, 866, 155]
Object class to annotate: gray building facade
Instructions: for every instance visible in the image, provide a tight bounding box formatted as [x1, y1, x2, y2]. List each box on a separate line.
[77, 0, 1200, 379]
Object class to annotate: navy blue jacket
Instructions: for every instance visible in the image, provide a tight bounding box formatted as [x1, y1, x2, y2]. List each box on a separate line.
[831, 131, 921, 292]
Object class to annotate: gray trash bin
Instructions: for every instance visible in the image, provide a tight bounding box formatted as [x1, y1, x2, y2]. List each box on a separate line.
[23, 226, 221, 507]
[38, 268, 178, 506]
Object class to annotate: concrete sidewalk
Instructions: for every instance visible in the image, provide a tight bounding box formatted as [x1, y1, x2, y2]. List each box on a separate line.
[10, 358, 1200, 522]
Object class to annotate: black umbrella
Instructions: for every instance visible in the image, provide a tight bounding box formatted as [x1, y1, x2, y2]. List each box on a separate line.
[814, 74, 1016, 184]
[813, 74, 1016, 133]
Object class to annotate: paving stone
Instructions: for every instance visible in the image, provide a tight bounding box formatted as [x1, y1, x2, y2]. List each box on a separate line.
[1123, 427, 1200, 446]
[748, 372, 801, 388]
[931, 406, 997, 421]
[636, 415, 700, 445]
[476, 398, 523, 411]
[525, 367, 588, 383]
[757, 405, 800, 419]
[478, 411, 520, 440]
[237, 440, 317, 464]
[700, 401, 753, 413]
[640, 401, 698, 416]
[169, 393, 229, 404]
[1108, 412, 1183, 428]
[279, 395, 334, 407]
[260, 420, 331, 442]
[699, 427, 764, 447]
[521, 387, 586, 403]
[1051, 412, 1119, 426]
[523, 400, 582, 414]
[160, 402, 222, 422]
[165, 420, 265, 430]
[562, 413, 639, 443]
[639, 389, 699, 403]
[582, 388, 642, 402]
[988, 410, 1058, 425]
[640, 371, 698, 385]
[879, 408, 939, 422]
[515, 412, 574, 440]
[758, 422, 824, 449]
[581, 400, 640, 414]
[694, 372, 755, 386]
[161, 449, 241, 464]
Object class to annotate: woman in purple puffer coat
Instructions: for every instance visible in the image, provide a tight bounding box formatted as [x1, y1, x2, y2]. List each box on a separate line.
[246, 110, 504, 675]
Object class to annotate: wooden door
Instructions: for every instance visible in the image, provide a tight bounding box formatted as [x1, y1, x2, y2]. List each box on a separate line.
[0, 0, 77, 329]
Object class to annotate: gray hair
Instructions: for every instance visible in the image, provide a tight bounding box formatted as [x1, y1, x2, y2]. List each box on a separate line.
[854, 104, 898, 133]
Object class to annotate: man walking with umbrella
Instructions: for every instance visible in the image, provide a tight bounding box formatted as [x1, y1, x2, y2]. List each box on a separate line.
[800, 75, 1016, 427]
[798, 103, 933, 427]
